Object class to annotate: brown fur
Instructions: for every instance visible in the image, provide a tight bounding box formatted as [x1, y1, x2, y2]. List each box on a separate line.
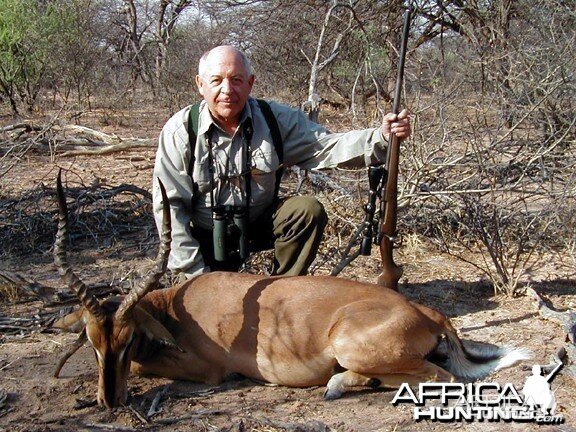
[56, 271, 471, 406]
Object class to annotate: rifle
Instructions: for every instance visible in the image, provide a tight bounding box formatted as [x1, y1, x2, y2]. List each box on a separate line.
[376, 8, 411, 290]
[330, 8, 411, 281]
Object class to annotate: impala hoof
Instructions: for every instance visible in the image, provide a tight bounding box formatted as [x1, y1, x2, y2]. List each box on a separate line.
[323, 387, 343, 400]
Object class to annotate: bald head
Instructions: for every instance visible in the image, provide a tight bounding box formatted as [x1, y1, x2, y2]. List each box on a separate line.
[198, 46, 254, 78]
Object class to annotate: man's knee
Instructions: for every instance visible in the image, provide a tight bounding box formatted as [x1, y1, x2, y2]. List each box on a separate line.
[272, 196, 328, 276]
[285, 196, 327, 225]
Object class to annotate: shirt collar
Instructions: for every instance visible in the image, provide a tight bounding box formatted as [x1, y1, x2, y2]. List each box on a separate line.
[197, 98, 254, 136]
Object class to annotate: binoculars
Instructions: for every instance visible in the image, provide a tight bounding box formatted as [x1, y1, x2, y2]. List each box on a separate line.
[212, 205, 248, 262]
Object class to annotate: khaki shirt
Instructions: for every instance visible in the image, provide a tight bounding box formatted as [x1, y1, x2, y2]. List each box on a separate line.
[153, 97, 388, 277]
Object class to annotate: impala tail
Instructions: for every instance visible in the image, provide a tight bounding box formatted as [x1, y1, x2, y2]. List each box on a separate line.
[433, 323, 531, 381]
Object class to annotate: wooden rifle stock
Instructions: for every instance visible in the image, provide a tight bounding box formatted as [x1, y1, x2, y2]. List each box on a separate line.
[377, 8, 411, 290]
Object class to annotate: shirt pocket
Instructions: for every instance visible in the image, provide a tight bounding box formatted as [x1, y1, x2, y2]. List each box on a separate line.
[192, 153, 213, 195]
[250, 148, 279, 200]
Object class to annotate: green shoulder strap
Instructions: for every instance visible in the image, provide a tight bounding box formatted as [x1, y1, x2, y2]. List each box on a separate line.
[187, 99, 284, 199]
[187, 102, 201, 176]
[255, 99, 284, 200]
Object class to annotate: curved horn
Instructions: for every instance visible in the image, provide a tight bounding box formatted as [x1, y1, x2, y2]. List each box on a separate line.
[54, 169, 105, 320]
[116, 178, 171, 320]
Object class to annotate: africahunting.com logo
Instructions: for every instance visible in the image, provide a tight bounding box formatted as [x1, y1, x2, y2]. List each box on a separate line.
[391, 362, 564, 424]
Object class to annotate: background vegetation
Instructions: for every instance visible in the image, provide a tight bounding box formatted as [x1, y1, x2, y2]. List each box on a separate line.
[0, 0, 574, 295]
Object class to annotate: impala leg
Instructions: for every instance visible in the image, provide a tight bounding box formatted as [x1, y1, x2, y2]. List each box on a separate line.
[324, 370, 375, 400]
[323, 362, 454, 400]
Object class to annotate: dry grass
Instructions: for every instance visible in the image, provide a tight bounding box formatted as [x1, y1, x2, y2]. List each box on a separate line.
[0, 283, 19, 303]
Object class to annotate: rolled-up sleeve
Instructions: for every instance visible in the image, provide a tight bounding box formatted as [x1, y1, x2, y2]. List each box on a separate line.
[265, 101, 388, 169]
[152, 107, 208, 277]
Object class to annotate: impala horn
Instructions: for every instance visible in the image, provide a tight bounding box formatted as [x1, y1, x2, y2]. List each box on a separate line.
[54, 169, 105, 321]
[115, 178, 171, 321]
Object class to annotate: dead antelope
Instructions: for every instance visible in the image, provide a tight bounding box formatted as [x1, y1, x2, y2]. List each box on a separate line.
[52, 173, 529, 408]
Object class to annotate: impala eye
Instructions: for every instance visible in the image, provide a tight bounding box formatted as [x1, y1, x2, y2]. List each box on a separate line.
[119, 333, 136, 364]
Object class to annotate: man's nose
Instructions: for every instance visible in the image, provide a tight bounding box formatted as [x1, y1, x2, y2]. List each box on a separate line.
[221, 78, 232, 93]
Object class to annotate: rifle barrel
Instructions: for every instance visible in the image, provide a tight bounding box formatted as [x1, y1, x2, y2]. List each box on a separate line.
[392, 9, 411, 114]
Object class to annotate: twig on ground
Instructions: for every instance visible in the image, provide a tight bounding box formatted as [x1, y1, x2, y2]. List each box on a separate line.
[152, 409, 229, 426]
[126, 404, 150, 424]
[73, 398, 98, 410]
[147, 384, 170, 418]
[526, 287, 576, 380]
[263, 418, 333, 432]
[83, 423, 137, 431]
[0, 407, 14, 418]
[526, 287, 576, 343]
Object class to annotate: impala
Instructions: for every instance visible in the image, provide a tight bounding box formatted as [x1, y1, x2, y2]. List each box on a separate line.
[52, 172, 529, 408]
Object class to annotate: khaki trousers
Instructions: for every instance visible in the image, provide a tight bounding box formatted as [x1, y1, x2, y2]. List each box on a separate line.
[192, 196, 327, 276]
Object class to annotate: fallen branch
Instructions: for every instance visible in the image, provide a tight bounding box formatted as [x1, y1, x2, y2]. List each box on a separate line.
[0, 179, 154, 258]
[1, 122, 44, 133]
[0, 407, 13, 419]
[1, 120, 156, 160]
[60, 139, 156, 157]
[0, 117, 60, 178]
[0, 314, 48, 334]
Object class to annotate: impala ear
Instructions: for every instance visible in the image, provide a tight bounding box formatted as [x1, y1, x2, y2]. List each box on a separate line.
[133, 306, 185, 352]
[53, 308, 87, 333]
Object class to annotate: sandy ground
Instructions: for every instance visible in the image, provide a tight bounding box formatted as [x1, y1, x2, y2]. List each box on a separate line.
[1, 256, 575, 432]
[0, 108, 575, 431]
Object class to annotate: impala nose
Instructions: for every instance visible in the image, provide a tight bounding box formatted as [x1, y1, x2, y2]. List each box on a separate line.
[99, 389, 127, 408]
[98, 364, 128, 408]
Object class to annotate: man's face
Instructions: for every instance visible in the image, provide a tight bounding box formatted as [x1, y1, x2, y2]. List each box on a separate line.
[195, 47, 254, 130]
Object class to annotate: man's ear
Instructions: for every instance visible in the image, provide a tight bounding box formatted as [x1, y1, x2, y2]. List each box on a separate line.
[53, 308, 86, 333]
[195, 74, 204, 97]
[248, 74, 255, 90]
